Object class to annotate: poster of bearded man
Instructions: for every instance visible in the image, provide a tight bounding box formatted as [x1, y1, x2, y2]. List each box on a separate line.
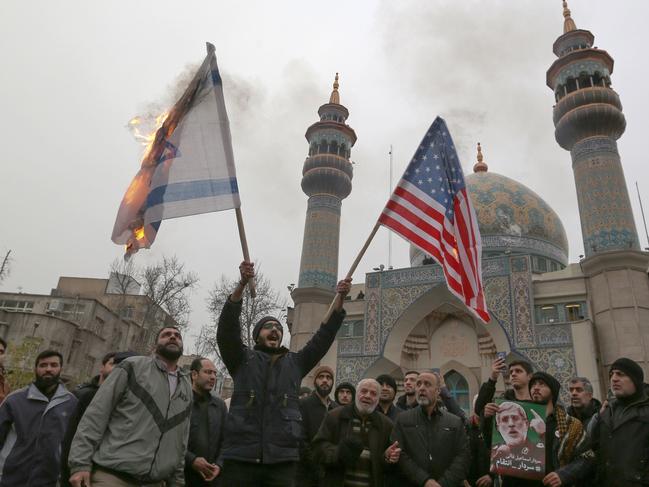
[490, 399, 546, 480]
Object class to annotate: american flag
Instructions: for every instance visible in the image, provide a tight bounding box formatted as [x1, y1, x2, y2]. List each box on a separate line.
[378, 117, 490, 322]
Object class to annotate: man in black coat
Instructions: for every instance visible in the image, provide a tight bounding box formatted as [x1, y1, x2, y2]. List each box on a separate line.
[217, 261, 351, 487]
[312, 378, 401, 487]
[376, 374, 403, 421]
[566, 376, 601, 427]
[392, 372, 469, 487]
[185, 357, 227, 486]
[580, 358, 649, 486]
[297, 365, 338, 487]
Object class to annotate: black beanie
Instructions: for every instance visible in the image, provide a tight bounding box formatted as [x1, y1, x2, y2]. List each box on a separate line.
[610, 357, 644, 391]
[252, 316, 283, 343]
[529, 371, 561, 405]
[335, 382, 356, 401]
[376, 374, 397, 392]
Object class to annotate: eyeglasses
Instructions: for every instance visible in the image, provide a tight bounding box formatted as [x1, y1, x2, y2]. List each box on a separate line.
[261, 322, 282, 332]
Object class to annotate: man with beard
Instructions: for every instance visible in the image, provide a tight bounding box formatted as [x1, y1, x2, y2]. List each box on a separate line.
[313, 378, 400, 487]
[185, 357, 227, 487]
[60, 351, 138, 487]
[392, 372, 468, 487]
[298, 365, 338, 487]
[217, 261, 351, 487]
[524, 372, 587, 487]
[396, 370, 419, 410]
[376, 374, 403, 421]
[566, 377, 600, 428]
[69, 327, 192, 487]
[0, 350, 77, 487]
[335, 382, 355, 406]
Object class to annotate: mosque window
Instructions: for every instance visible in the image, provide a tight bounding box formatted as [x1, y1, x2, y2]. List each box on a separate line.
[329, 140, 339, 155]
[338, 320, 364, 338]
[538, 305, 559, 324]
[444, 370, 470, 415]
[565, 303, 584, 321]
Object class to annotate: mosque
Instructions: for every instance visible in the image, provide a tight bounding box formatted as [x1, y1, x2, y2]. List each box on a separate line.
[288, 2, 649, 410]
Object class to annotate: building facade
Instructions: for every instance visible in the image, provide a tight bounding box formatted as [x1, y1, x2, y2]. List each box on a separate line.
[290, 3, 649, 410]
[0, 272, 179, 386]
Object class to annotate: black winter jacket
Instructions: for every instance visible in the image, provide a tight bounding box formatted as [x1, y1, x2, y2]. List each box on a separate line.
[184, 392, 227, 486]
[391, 406, 469, 487]
[312, 404, 395, 487]
[217, 298, 345, 465]
[297, 392, 338, 486]
[587, 392, 649, 486]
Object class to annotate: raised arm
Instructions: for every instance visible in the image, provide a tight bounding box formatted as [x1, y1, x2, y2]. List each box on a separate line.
[296, 278, 351, 376]
[216, 261, 253, 376]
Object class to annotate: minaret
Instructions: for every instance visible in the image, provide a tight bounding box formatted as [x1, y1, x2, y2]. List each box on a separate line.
[547, 0, 639, 256]
[547, 2, 649, 388]
[290, 74, 357, 359]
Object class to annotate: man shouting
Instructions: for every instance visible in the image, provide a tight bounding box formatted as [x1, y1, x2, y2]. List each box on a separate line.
[217, 261, 351, 487]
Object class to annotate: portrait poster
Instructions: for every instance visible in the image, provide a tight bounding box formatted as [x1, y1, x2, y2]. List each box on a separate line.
[490, 399, 546, 480]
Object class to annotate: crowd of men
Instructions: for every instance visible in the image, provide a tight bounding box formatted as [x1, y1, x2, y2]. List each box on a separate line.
[0, 262, 647, 486]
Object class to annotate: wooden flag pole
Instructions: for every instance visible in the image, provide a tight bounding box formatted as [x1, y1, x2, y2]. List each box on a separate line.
[322, 221, 381, 322]
[235, 207, 256, 298]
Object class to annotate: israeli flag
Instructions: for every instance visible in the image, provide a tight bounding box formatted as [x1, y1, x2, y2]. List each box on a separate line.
[112, 43, 240, 255]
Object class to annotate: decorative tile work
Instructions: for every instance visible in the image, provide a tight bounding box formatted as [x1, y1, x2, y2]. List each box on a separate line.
[381, 267, 444, 288]
[465, 172, 569, 259]
[336, 355, 379, 385]
[571, 136, 640, 255]
[556, 61, 611, 86]
[484, 276, 514, 341]
[511, 257, 535, 347]
[364, 289, 380, 354]
[523, 347, 577, 404]
[535, 324, 573, 347]
[380, 284, 432, 347]
[338, 337, 363, 356]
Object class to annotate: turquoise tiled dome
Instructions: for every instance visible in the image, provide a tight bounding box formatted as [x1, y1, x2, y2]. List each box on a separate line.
[410, 169, 569, 268]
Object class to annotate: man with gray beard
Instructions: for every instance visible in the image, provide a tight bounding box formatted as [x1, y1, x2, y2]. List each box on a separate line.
[392, 372, 469, 487]
[313, 378, 401, 487]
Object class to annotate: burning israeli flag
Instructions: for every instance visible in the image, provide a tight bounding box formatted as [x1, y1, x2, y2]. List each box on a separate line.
[112, 43, 241, 256]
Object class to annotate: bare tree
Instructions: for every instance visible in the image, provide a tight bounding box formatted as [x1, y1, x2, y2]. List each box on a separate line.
[108, 255, 198, 330]
[197, 267, 287, 365]
[140, 256, 199, 328]
[0, 250, 12, 284]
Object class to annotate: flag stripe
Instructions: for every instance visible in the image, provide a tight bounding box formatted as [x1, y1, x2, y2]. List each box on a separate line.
[378, 117, 490, 323]
[146, 177, 239, 207]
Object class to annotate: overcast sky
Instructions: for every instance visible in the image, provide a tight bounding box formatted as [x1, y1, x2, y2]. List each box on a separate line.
[2, 0, 648, 352]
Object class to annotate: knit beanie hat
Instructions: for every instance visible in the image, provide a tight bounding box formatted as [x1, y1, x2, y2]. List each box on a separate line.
[529, 371, 561, 405]
[610, 357, 644, 391]
[252, 316, 283, 343]
[335, 381, 356, 401]
[313, 365, 334, 383]
[376, 374, 397, 392]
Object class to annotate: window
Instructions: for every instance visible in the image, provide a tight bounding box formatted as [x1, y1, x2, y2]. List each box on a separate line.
[338, 320, 364, 338]
[0, 300, 34, 312]
[444, 371, 470, 416]
[565, 303, 583, 321]
[539, 305, 558, 324]
[120, 306, 135, 319]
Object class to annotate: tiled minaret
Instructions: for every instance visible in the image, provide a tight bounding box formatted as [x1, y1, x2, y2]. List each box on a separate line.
[290, 75, 357, 363]
[547, 2, 649, 385]
[547, 1, 639, 256]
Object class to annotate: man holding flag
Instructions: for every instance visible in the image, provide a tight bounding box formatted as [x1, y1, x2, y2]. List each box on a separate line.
[216, 261, 351, 487]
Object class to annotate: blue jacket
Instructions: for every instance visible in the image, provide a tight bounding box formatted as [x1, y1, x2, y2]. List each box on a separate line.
[0, 383, 77, 487]
[217, 298, 345, 465]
